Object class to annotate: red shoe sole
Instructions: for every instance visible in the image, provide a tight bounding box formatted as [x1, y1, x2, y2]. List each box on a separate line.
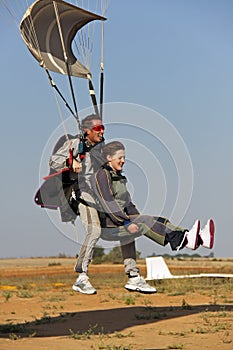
[209, 219, 215, 249]
[194, 220, 201, 249]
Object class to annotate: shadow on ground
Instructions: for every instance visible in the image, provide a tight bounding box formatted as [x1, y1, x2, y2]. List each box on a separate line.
[0, 304, 232, 338]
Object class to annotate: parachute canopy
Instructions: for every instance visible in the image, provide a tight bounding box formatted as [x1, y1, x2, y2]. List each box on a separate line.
[20, 0, 106, 78]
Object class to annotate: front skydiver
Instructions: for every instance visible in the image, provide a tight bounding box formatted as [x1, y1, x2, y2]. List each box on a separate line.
[91, 141, 215, 294]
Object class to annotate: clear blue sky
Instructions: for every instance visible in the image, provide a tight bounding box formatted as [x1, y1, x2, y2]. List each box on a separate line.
[0, 0, 233, 258]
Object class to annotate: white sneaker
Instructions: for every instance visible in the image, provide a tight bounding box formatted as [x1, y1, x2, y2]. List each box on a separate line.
[72, 274, 97, 295]
[125, 275, 157, 294]
[185, 219, 200, 250]
[199, 219, 215, 249]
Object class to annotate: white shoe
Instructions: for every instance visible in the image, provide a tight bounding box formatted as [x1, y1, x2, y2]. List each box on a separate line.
[72, 274, 97, 295]
[125, 275, 157, 294]
[185, 219, 200, 250]
[199, 219, 215, 249]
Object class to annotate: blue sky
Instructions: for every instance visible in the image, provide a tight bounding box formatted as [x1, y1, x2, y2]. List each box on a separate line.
[0, 0, 233, 258]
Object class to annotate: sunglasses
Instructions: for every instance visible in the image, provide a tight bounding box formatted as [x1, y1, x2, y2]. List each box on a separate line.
[91, 124, 105, 132]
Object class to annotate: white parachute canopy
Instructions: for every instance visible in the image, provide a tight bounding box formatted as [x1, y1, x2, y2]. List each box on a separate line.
[20, 0, 106, 78]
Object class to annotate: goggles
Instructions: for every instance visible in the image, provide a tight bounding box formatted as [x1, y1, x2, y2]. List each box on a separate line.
[91, 124, 105, 132]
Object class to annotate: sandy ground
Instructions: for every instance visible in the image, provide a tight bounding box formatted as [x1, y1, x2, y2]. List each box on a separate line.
[0, 258, 232, 350]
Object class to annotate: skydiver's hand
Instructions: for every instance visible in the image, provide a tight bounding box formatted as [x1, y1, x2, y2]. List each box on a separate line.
[72, 159, 82, 173]
[127, 223, 139, 234]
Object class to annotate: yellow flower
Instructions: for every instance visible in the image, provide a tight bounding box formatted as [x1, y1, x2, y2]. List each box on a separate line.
[0, 285, 17, 290]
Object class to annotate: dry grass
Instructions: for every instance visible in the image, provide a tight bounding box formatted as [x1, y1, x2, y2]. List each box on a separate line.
[0, 258, 232, 350]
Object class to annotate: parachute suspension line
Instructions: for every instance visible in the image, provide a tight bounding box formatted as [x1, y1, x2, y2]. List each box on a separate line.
[21, 4, 72, 126]
[87, 74, 100, 117]
[0, 0, 34, 27]
[52, 1, 81, 132]
[0, 0, 20, 27]
[66, 61, 81, 130]
[74, 1, 98, 72]
[53, 2, 67, 61]
[99, 0, 109, 120]
[74, 1, 91, 71]
[45, 69, 77, 120]
[100, 17, 105, 120]
[51, 81, 70, 143]
[27, 8, 44, 65]
[79, 28, 88, 69]
[87, 0, 98, 69]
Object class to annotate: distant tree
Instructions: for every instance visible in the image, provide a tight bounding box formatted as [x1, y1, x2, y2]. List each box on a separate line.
[58, 253, 68, 258]
[92, 245, 105, 264]
[92, 245, 141, 264]
[104, 246, 122, 264]
[93, 245, 105, 259]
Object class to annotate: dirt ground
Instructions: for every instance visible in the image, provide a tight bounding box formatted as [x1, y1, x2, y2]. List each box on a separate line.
[0, 258, 232, 350]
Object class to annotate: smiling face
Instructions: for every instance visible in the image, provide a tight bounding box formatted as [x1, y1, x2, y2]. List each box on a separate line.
[85, 119, 104, 144]
[107, 149, 125, 172]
